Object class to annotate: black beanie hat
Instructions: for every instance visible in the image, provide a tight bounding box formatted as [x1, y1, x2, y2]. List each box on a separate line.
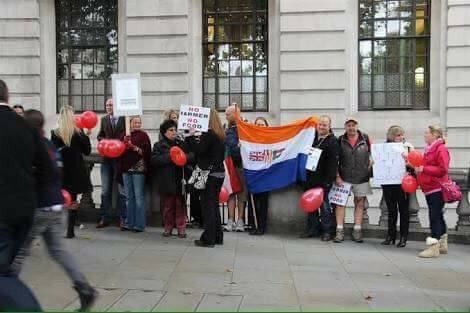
[160, 119, 178, 136]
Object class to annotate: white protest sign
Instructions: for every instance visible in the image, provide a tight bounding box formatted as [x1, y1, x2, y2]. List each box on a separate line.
[112, 73, 142, 117]
[328, 183, 352, 206]
[371, 143, 406, 185]
[305, 147, 322, 171]
[178, 105, 210, 132]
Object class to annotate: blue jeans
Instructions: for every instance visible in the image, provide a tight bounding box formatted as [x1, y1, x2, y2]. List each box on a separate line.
[425, 191, 447, 239]
[100, 159, 127, 223]
[123, 173, 146, 231]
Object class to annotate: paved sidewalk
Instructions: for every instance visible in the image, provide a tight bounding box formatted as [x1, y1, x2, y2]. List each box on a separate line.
[20, 226, 470, 311]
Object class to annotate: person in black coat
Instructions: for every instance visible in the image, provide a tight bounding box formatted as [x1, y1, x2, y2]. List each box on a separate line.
[187, 108, 226, 248]
[51, 105, 92, 239]
[152, 119, 193, 238]
[96, 98, 127, 229]
[0, 79, 52, 311]
[301, 115, 339, 241]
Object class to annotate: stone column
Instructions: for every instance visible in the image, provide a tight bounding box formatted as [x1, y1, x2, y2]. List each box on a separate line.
[408, 191, 421, 228]
[456, 190, 470, 232]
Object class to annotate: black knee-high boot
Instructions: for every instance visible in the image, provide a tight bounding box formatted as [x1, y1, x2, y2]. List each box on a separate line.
[66, 209, 77, 238]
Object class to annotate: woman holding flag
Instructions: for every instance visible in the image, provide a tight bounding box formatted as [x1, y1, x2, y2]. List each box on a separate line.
[187, 108, 226, 248]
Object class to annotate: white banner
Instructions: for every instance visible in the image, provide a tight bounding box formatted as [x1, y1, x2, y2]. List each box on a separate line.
[371, 143, 406, 185]
[112, 73, 142, 117]
[178, 105, 210, 132]
[328, 183, 352, 206]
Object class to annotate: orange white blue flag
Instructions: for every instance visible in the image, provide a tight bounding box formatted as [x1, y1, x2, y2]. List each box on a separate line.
[237, 116, 318, 193]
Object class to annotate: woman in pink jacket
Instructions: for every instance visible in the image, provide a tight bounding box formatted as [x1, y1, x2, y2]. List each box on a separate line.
[414, 125, 450, 258]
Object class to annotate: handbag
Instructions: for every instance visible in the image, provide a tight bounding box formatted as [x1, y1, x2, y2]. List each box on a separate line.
[187, 165, 212, 190]
[440, 178, 462, 203]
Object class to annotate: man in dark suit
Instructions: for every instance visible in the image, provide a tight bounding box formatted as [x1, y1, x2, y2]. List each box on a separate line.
[96, 98, 127, 228]
[0, 79, 53, 311]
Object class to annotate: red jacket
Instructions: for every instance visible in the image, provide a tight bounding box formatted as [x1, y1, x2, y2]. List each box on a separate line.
[417, 139, 450, 194]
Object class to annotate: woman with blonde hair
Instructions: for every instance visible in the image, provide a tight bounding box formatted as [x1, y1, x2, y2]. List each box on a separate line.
[187, 108, 226, 247]
[413, 125, 450, 258]
[51, 105, 92, 238]
[381, 125, 414, 248]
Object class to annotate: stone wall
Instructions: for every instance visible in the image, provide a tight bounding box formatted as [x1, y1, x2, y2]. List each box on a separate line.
[0, 0, 41, 109]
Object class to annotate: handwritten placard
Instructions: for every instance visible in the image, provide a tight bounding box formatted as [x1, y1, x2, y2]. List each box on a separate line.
[178, 105, 210, 132]
[371, 143, 406, 185]
[305, 147, 322, 171]
[328, 183, 352, 206]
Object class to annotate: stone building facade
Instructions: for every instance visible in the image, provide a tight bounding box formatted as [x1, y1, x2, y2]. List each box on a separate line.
[1, 0, 469, 227]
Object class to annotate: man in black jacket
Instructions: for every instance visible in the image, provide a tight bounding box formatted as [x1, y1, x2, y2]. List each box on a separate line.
[0, 79, 53, 311]
[96, 98, 127, 228]
[301, 115, 339, 241]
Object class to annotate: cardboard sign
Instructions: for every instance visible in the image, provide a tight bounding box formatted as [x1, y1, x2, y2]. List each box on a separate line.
[305, 147, 322, 171]
[371, 143, 406, 185]
[112, 73, 142, 117]
[178, 105, 210, 132]
[328, 183, 352, 206]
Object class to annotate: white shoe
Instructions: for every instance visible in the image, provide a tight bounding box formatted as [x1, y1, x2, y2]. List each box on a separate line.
[223, 219, 234, 232]
[235, 219, 245, 232]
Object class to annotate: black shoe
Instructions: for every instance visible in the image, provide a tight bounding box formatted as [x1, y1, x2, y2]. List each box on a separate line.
[74, 283, 98, 312]
[249, 228, 258, 235]
[397, 236, 407, 248]
[381, 236, 396, 245]
[299, 231, 314, 238]
[194, 240, 215, 248]
[215, 238, 223, 245]
[252, 229, 264, 236]
[65, 233, 75, 239]
[321, 233, 332, 241]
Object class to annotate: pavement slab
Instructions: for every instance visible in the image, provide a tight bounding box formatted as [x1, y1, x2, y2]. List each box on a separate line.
[18, 225, 470, 312]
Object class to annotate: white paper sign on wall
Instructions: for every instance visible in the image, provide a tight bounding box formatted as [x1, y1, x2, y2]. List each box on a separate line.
[112, 73, 142, 117]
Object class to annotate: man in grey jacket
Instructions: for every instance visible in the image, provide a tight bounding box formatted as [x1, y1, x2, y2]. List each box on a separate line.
[334, 117, 373, 243]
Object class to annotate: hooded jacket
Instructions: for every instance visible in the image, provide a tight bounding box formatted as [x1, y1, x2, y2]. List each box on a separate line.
[417, 139, 450, 194]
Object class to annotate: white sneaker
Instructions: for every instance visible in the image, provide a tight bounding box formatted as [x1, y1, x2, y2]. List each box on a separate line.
[235, 219, 245, 232]
[223, 219, 234, 232]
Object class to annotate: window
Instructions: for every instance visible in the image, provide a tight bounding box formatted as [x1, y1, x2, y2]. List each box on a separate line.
[202, 0, 268, 112]
[358, 0, 430, 110]
[56, 0, 118, 112]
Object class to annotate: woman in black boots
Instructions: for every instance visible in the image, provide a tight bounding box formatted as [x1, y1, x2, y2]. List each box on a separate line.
[381, 126, 413, 248]
[51, 105, 92, 239]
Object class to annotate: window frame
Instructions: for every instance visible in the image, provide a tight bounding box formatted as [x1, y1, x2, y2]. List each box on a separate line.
[55, 0, 118, 113]
[202, 0, 269, 112]
[358, 0, 431, 111]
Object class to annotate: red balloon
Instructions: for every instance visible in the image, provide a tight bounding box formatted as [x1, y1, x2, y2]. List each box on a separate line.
[408, 150, 424, 167]
[81, 111, 98, 129]
[219, 186, 230, 203]
[401, 175, 418, 193]
[299, 188, 324, 213]
[170, 146, 187, 167]
[104, 139, 126, 158]
[73, 115, 84, 129]
[97, 139, 108, 156]
[62, 189, 72, 207]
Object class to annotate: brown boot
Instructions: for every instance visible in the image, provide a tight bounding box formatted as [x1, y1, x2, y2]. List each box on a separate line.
[439, 234, 448, 254]
[418, 237, 440, 258]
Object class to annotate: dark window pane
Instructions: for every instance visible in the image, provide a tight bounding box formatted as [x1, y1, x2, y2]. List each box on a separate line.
[241, 43, 254, 59]
[83, 80, 93, 95]
[373, 57, 386, 74]
[360, 75, 371, 91]
[373, 92, 386, 108]
[255, 59, 267, 75]
[218, 61, 229, 76]
[242, 94, 253, 110]
[57, 64, 69, 79]
[360, 21, 373, 37]
[230, 94, 242, 106]
[94, 80, 104, 94]
[387, 1, 400, 18]
[230, 44, 240, 59]
[256, 94, 267, 110]
[204, 93, 216, 108]
[58, 80, 69, 95]
[230, 77, 241, 93]
[241, 60, 253, 76]
[374, 75, 385, 91]
[219, 78, 229, 92]
[359, 92, 371, 109]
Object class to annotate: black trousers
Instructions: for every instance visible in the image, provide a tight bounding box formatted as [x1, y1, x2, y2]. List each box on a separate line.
[200, 176, 224, 245]
[0, 218, 42, 311]
[382, 184, 409, 238]
[66, 193, 78, 237]
[190, 189, 203, 225]
[249, 192, 269, 232]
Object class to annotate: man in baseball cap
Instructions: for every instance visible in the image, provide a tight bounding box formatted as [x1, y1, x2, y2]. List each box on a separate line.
[334, 117, 373, 243]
